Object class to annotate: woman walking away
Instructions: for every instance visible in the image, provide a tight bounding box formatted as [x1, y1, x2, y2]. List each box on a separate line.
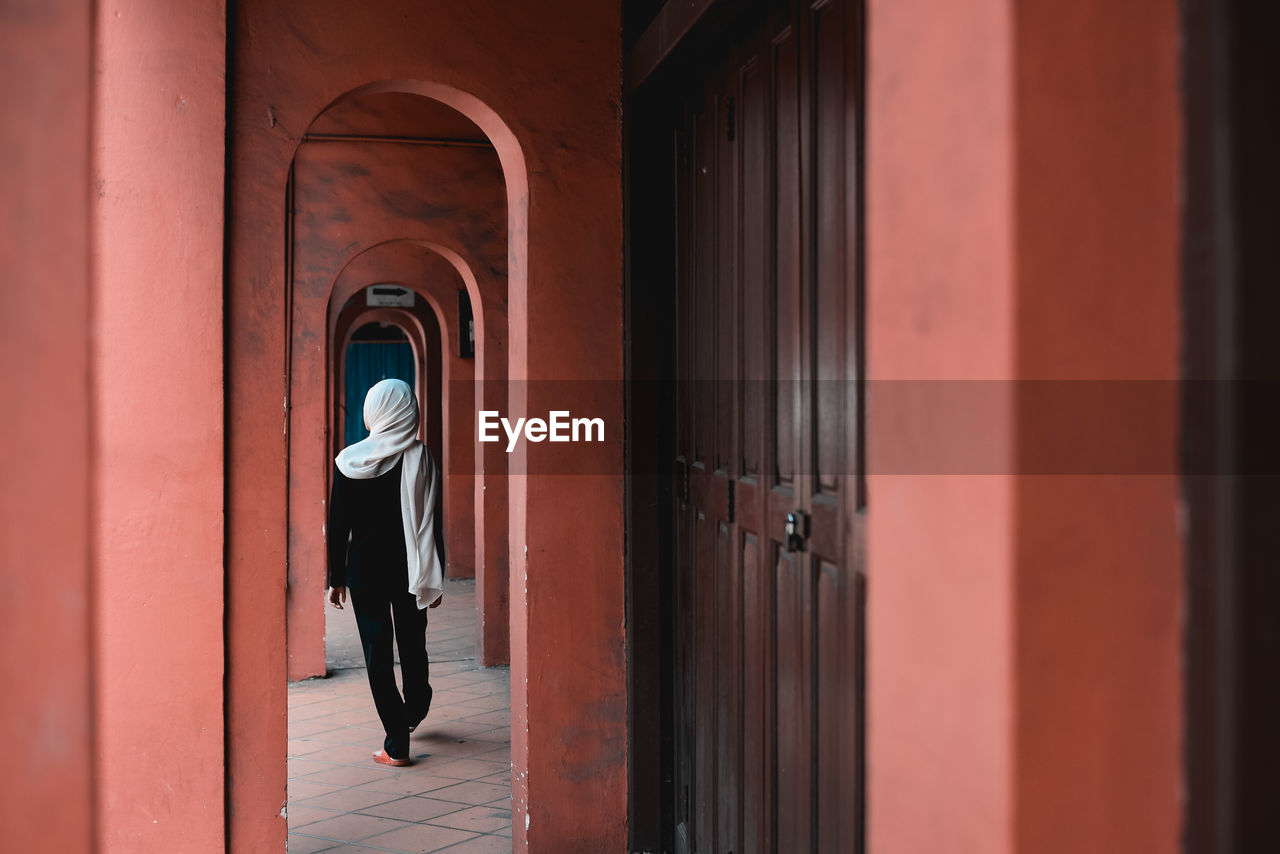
[326, 378, 445, 766]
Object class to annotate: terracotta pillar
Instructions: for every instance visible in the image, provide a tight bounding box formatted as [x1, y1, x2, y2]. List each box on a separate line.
[1011, 1, 1181, 850]
[475, 296, 510, 665]
[0, 2, 95, 851]
[867, 1, 1182, 852]
[867, 2, 1016, 849]
[505, 20, 628, 841]
[91, 0, 227, 850]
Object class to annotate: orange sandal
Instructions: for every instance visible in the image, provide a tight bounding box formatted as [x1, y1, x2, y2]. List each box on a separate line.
[372, 749, 411, 767]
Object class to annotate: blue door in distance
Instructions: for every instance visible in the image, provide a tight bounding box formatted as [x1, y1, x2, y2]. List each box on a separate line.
[344, 322, 416, 447]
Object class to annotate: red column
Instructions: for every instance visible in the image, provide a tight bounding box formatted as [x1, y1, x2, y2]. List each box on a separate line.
[506, 11, 628, 839]
[867, 2, 1017, 848]
[475, 297, 510, 665]
[91, 0, 227, 850]
[867, 0, 1182, 852]
[1011, 1, 1181, 850]
[0, 2, 95, 851]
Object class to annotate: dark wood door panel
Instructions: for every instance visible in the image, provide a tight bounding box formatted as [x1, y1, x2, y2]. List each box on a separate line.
[772, 26, 802, 491]
[816, 559, 853, 853]
[739, 50, 768, 483]
[811, 0, 849, 496]
[773, 545, 813, 853]
[715, 82, 738, 476]
[674, 500, 698, 853]
[669, 3, 863, 851]
[740, 529, 770, 854]
[694, 509, 719, 854]
[693, 103, 716, 469]
[716, 519, 742, 853]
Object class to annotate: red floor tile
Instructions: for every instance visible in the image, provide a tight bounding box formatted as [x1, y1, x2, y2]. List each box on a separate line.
[288, 804, 343, 829]
[421, 781, 510, 807]
[356, 795, 469, 823]
[425, 804, 510, 834]
[352, 775, 463, 798]
[358, 822, 477, 852]
[295, 812, 415, 843]
[434, 834, 512, 853]
[286, 833, 342, 854]
[295, 787, 404, 814]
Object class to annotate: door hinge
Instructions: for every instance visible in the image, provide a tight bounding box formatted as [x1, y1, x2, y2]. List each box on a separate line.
[727, 479, 736, 523]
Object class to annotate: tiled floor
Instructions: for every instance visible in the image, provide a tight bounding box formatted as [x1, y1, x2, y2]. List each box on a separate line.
[288, 578, 512, 853]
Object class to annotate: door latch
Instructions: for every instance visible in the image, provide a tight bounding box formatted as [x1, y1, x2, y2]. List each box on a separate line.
[784, 510, 810, 552]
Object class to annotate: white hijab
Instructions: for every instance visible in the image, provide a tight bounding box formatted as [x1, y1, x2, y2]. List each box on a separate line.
[335, 378, 443, 609]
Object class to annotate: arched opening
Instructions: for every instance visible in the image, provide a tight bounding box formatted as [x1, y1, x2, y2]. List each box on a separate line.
[226, 40, 630, 845]
[284, 88, 513, 681]
[339, 320, 420, 447]
[330, 303, 450, 571]
[330, 303, 445, 513]
[278, 79, 530, 843]
[321, 241, 492, 646]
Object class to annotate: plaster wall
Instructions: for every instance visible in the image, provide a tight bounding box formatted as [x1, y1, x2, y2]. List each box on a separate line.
[228, 2, 625, 851]
[867, 1, 1015, 849]
[1011, 1, 1182, 851]
[867, 0, 1181, 852]
[90, 0, 227, 850]
[0, 1, 95, 850]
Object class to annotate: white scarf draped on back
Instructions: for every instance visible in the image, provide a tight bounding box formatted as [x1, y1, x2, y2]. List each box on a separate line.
[335, 378, 443, 609]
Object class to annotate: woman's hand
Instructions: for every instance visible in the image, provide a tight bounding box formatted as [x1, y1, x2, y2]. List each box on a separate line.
[328, 586, 347, 609]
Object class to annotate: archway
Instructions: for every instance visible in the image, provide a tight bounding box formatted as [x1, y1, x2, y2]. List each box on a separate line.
[283, 93, 513, 680]
[329, 310, 447, 586]
[275, 80, 529, 838]
[324, 239, 503, 664]
[329, 282, 462, 586]
[334, 312, 435, 457]
[229, 45, 628, 847]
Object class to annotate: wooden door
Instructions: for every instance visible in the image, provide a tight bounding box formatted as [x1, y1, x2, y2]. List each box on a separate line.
[672, 1, 865, 852]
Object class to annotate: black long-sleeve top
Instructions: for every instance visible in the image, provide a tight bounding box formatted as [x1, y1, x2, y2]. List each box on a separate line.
[326, 460, 408, 593]
[326, 457, 447, 593]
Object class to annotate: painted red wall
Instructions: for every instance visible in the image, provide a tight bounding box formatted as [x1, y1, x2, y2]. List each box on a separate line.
[867, 1, 1181, 853]
[91, 0, 227, 850]
[0, 1, 95, 851]
[1012, 2, 1181, 851]
[867, 1, 1016, 848]
[227, 2, 626, 851]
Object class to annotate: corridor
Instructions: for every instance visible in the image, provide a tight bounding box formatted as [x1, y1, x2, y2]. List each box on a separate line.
[287, 579, 512, 852]
[5, 0, 1234, 852]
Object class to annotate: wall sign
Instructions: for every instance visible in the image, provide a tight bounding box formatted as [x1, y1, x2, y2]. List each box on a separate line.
[366, 285, 415, 307]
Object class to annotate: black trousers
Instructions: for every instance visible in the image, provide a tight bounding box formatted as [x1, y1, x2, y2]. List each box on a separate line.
[350, 584, 433, 759]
